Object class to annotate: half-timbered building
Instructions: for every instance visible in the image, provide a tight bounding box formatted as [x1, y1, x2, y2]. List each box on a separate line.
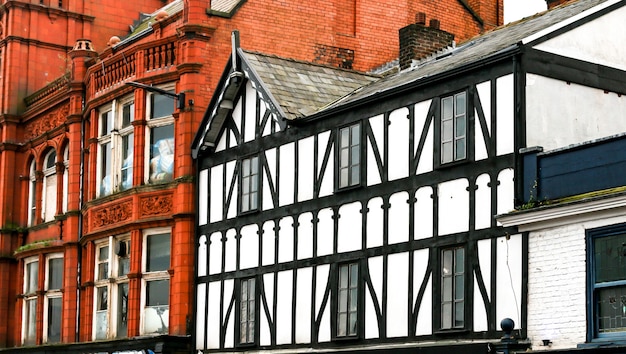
[192, 0, 626, 352]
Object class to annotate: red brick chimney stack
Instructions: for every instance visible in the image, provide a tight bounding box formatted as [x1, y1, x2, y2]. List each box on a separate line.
[399, 13, 455, 70]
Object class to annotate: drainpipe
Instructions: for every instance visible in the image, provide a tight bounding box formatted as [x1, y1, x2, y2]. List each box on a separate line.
[76, 94, 86, 343]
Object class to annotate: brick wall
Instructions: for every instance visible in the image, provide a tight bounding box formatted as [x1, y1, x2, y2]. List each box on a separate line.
[399, 19, 455, 70]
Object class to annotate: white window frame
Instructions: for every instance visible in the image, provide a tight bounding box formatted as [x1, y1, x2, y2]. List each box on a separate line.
[96, 96, 135, 197]
[145, 86, 175, 185]
[28, 160, 37, 226]
[22, 256, 39, 345]
[140, 227, 171, 335]
[42, 149, 57, 222]
[92, 235, 131, 340]
[43, 253, 63, 343]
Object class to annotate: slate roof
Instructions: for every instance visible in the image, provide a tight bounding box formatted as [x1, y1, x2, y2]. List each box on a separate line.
[120, 0, 184, 44]
[321, 0, 613, 112]
[241, 50, 380, 120]
[210, 0, 245, 14]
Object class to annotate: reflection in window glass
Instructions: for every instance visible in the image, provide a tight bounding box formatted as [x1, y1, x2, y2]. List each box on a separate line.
[338, 124, 360, 188]
[593, 232, 626, 335]
[337, 263, 358, 337]
[441, 92, 467, 164]
[147, 233, 170, 272]
[117, 283, 128, 337]
[25, 261, 38, 294]
[149, 125, 174, 183]
[48, 258, 63, 290]
[47, 297, 62, 343]
[441, 247, 464, 329]
[24, 298, 37, 345]
[240, 278, 255, 344]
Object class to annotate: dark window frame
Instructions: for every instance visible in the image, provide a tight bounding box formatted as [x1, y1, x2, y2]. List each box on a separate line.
[332, 261, 363, 341]
[236, 277, 259, 347]
[435, 90, 472, 168]
[239, 155, 261, 214]
[435, 245, 468, 332]
[587, 223, 626, 342]
[336, 122, 363, 191]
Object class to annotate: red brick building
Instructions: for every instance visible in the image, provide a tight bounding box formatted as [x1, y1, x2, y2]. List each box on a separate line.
[0, 0, 502, 352]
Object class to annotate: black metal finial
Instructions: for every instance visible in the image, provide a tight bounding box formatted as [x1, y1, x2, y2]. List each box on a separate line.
[501, 318, 515, 341]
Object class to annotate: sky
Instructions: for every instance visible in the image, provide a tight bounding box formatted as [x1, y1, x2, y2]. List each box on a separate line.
[504, 0, 548, 23]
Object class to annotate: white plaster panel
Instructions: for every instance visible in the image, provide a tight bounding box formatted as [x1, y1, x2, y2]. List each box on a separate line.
[298, 137, 315, 202]
[224, 229, 237, 272]
[367, 115, 385, 187]
[318, 131, 334, 198]
[496, 234, 522, 329]
[388, 107, 410, 181]
[415, 100, 434, 175]
[206, 281, 221, 349]
[262, 221, 275, 266]
[225, 160, 237, 219]
[315, 264, 330, 317]
[526, 74, 626, 151]
[365, 286, 379, 339]
[298, 212, 314, 260]
[338, 202, 362, 253]
[195, 283, 206, 349]
[199, 169, 208, 225]
[496, 74, 514, 156]
[261, 102, 271, 137]
[198, 235, 207, 277]
[317, 208, 334, 256]
[387, 252, 409, 337]
[475, 110, 488, 161]
[475, 174, 492, 229]
[209, 164, 223, 223]
[263, 148, 276, 211]
[473, 276, 488, 332]
[295, 267, 313, 343]
[476, 80, 492, 135]
[261, 273, 274, 346]
[278, 217, 294, 263]
[232, 99, 243, 144]
[239, 224, 259, 270]
[319, 296, 331, 343]
[438, 179, 470, 235]
[533, 6, 626, 72]
[276, 270, 293, 345]
[367, 139, 382, 186]
[367, 197, 384, 248]
[229, 130, 237, 150]
[477, 239, 492, 300]
[279, 142, 295, 207]
[244, 82, 256, 143]
[388, 192, 410, 244]
[209, 232, 222, 275]
[223, 279, 234, 348]
[497, 168, 515, 216]
[414, 187, 433, 239]
[413, 249, 431, 336]
[368, 256, 383, 321]
[215, 129, 227, 152]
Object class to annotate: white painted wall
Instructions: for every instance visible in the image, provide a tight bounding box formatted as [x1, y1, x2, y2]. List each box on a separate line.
[387, 252, 409, 338]
[496, 234, 522, 329]
[526, 74, 626, 151]
[388, 107, 410, 181]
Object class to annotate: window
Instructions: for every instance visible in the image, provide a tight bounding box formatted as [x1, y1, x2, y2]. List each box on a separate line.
[141, 230, 170, 335]
[93, 236, 130, 340]
[338, 124, 361, 189]
[337, 263, 359, 338]
[240, 156, 259, 213]
[146, 92, 174, 184]
[44, 254, 63, 343]
[42, 149, 57, 222]
[97, 98, 134, 197]
[22, 257, 39, 345]
[62, 146, 69, 213]
[588, 225, 626, 338]
[441, 92, 467, 164]
[28, 160, 36, 226]
[441, 246, 465, 329]
[238, 278, 256, 345]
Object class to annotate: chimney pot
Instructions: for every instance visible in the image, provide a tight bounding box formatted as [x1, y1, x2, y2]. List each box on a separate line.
[429, 19, 440, 29]
[416, 12, 426, 25]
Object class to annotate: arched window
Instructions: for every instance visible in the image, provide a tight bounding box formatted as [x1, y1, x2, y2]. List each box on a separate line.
[27, 160, 36, 226]
[62, 146, 69, 213]
[42, 149, 57, 222]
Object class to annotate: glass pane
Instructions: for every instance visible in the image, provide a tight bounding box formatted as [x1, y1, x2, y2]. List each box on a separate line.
[351, 146, 360, 166]
[46, 151, 57, 169]
[47, 297, 62, 343]
[117, 283, 128, 338]
[351, 166, 359, 186]
[151, 94, 174, 119]
[241, 196, 249, 212]
[121, 134, 133, 191]
[340, 148, 349, 168]
[100, 142, 112, 196]
[348, 312, 357, 336]
[454, 301, 464, 327]
[455, 92, 466, 115]
[242, 176, 250, 194]
[442, 142, 452, 164]
[98, 262, 108, 281]
[340, 168, 349, 188]
[146, 279, 169, 306]
[25, 299, 37, 345]
[455, 138, 466, 160]
[350, 264, 358, 287]
[595, 234, 626, 283]
[250, 192, 258, 210]
[349, 288, 358, 312]
[242, 159, 250, 176]
[147, 233, 170, 272]
[95, 309, 108, 340]
[442, 250, 452, 275]
[251, 157, 259, 175]
[351, 125, 360, 145]
[339, 265, 349, 289]
[443, 276, 452, 301]
[149, 125, 174, 183]
[337, 313, 347, 337]
[26, 261, 39, 294]
[455, 116, 465, 138]
[441, 302, 452, 329]
[240, 323, 248, 343]
[455, 248, 464, 273]
[251, 173, 258, 193]
[340, 127, 349, 147]
[442, 120, 453, 141]
[97, 286, 108, 311]
[442, 97, 453, 119]
[122, 102, 134, 127]
[597, 285, 626, 334]
[249, 279, 255, 300]
[101, 111, 112, 135]
[455, 275, 464, 300]
[339, 289, 347, 312]
[48, 258, 63, 290]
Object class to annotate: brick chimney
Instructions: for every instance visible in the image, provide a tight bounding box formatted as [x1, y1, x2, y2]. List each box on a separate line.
[546, 0, 573, 9]
[399, 13, 455, 70]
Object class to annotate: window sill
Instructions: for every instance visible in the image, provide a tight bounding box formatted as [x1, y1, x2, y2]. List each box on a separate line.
[434, 328, 470, 336]
[579, 338, 626, 349]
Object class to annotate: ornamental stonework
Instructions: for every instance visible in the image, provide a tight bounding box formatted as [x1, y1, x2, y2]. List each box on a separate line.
[140, 195, 173, 217]
[24, 105, 69, 140]
[92, 201, 132, 229]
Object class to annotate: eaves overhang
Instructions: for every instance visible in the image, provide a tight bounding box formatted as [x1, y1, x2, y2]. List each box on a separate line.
[496, 190, 626, 232]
